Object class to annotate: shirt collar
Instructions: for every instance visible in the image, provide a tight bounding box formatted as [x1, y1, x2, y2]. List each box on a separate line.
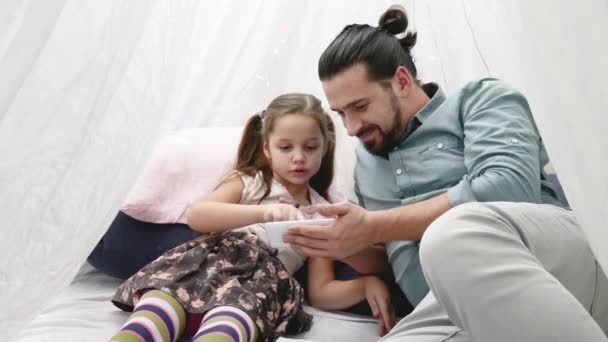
[412, 83, 445, 124]
[396, 83, 445, 148]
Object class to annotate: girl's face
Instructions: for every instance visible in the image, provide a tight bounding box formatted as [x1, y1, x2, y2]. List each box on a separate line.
[263, 114, 325, 189]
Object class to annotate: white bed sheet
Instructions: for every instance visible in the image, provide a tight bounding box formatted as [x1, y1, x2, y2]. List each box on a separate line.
[15, 263, 381, 342]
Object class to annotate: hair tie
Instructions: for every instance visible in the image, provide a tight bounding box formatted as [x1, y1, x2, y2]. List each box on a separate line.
[259, 110, 266, 120]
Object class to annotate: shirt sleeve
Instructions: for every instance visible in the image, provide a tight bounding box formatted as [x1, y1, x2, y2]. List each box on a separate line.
[354, 170, 366, 208]
[447, 79, 543, 206]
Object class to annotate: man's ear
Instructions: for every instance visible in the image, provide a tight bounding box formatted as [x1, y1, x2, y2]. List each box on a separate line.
[393, 66, 414, 96]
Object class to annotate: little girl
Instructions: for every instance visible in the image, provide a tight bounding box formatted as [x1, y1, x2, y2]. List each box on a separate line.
[110, 93, 394, 342]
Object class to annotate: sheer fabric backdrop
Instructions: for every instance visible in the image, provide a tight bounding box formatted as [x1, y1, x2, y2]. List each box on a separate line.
[1, 1, 606, 339]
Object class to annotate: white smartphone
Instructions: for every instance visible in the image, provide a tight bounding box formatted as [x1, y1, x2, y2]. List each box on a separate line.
[262, 218, 336, 248]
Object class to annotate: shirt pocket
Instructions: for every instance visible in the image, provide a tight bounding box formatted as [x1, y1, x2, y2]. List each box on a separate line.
[419, 135, 467, 190]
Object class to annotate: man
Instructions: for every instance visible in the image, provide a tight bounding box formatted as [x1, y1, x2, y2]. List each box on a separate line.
[285, 5, 608, 341]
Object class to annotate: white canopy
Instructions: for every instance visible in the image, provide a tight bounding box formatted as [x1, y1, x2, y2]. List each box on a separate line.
[1, 1, 606, 339]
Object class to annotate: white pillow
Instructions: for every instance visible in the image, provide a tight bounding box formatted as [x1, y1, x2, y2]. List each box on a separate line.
[120, 127, 243, 224]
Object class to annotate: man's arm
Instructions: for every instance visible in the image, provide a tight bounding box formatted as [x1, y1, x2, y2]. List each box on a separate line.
[447, 79, 543, 206]
[371, 80, 542, 241]
[285, 194, 449, 258]
[369, 192, 450, 242]
[338, 193, 449, 270]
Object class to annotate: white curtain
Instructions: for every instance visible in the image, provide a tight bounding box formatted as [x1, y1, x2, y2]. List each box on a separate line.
[1, 1, 606, 340]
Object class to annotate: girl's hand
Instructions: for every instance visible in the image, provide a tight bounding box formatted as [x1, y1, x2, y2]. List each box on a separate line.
[262, 203, 304, 222]
[363, 276, 395, 336]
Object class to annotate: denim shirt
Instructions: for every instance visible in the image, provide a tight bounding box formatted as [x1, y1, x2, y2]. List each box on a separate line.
[354, 78, 562, 305]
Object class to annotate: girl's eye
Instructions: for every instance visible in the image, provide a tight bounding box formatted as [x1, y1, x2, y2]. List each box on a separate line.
[279, 146, 291, 151]
[306, 145, 319, 151]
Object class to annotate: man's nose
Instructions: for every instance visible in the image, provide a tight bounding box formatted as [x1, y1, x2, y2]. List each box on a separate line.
[344, 114, 362, 137]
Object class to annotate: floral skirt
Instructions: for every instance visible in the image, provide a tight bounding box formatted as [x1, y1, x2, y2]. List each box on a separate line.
[112, 232, 311, 341]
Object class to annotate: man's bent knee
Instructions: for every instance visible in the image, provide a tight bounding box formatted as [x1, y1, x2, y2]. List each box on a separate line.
[419, 203, 499, 281]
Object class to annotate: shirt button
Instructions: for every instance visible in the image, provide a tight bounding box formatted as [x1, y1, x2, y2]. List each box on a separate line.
[437, 143, 444, 150]
[511, 138, 519, 143]
[396, 168, 403, 175]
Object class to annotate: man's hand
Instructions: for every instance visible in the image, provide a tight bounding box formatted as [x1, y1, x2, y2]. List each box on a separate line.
[283, 202, 375, 259]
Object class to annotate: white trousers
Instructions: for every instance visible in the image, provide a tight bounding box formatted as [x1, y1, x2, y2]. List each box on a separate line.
[381, 202, 608, 342]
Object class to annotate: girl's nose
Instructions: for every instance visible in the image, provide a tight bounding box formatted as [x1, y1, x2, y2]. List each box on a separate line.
[292, 149, 305, 162]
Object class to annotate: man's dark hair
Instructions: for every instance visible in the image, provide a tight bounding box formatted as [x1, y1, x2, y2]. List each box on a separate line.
[318, 5, 418, 83]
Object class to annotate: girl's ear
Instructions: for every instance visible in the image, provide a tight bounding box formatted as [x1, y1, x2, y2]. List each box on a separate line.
[263, 142, 271, 161]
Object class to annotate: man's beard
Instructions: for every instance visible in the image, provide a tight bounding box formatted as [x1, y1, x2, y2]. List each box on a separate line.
[362, 94, 405, 156]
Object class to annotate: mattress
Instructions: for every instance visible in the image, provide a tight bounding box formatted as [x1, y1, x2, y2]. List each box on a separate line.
[15, 263, 381, 342]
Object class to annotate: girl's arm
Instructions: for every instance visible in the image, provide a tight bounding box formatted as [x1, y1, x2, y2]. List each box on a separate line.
[187, 176, 264, 233]
[187, 175, 303, 233]
[307, 256, 367, 310]
[307, 257, 395, 335]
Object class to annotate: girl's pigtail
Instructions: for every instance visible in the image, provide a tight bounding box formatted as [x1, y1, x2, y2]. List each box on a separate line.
[234, 113, 272, 201]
